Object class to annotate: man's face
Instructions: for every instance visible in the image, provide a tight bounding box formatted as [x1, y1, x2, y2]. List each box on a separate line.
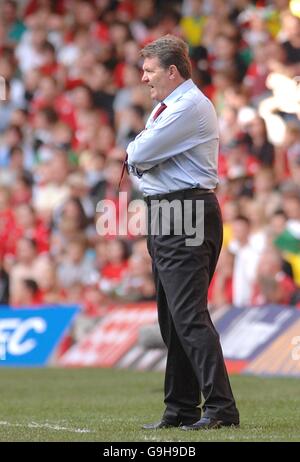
[142, 56, 172, 101]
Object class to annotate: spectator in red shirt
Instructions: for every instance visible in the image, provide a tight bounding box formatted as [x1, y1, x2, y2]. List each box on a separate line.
[100, 239, 129, 294]
[14, 203, 50, 254]
[31, 75, 76, 130]
[13, 278, 44, 308]
[245, 116, 275, 167]
[0, 186, 16, 259]
[252, 246, 296, 306]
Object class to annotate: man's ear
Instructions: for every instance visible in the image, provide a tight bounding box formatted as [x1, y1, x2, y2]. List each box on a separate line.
[169, 64, 177, 80]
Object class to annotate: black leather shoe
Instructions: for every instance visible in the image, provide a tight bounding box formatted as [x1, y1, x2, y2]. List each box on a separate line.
[142, 420, 179, 430]
[180, 417, 240, 431]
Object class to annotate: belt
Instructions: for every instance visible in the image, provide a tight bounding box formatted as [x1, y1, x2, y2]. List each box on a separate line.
[143, 188, 214, 205]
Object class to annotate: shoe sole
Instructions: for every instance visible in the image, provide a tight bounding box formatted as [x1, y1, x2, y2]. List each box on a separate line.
[142, 424, 179, 430]
[181, 421, 240, 430]
[142, 421, 200, 430]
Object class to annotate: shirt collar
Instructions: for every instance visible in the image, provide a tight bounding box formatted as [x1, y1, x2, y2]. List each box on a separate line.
[162, 79, 194, 106]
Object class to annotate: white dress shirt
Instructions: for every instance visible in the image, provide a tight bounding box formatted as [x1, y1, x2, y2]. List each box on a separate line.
[126, 79, 219, 195]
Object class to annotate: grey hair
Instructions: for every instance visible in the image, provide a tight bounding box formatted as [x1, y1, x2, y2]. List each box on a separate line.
[140, 35, 192, 80]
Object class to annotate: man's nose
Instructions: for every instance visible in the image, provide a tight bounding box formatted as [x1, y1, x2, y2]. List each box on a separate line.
[142, 73, 149, 83]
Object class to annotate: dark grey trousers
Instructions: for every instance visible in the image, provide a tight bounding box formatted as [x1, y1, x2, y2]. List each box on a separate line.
[146, 190, 239, 425]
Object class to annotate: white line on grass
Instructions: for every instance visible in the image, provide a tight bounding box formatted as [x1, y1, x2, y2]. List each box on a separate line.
[0, 420, 93, 433]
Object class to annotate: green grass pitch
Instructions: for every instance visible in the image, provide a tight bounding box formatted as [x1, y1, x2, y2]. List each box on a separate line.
[0, 368, 299, 442]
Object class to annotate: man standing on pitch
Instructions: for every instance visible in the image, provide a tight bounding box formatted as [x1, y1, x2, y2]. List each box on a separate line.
[126, 35, 239, 430]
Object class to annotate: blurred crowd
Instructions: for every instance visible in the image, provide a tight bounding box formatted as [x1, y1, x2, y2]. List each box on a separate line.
[1, 0, 300, 316]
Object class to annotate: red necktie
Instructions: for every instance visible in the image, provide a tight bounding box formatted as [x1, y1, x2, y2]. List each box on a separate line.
[152, 102, 167, 121]
[118, 103, 167, 189]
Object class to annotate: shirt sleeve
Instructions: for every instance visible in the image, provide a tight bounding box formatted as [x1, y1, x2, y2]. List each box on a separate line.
[126, 99, 217, 172]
